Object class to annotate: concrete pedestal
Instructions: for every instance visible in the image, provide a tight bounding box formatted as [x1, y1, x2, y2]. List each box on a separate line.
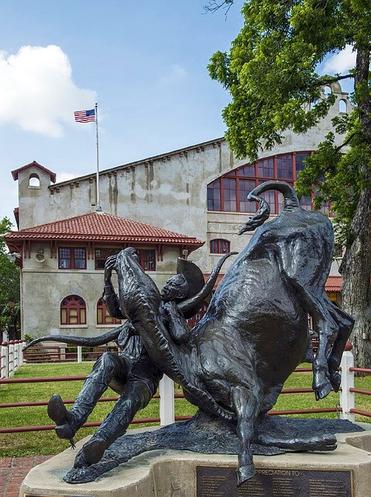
[20, 427, 371, 497]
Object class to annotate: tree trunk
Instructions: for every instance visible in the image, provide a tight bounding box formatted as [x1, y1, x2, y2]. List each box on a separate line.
[341, 187, 371, 367]
[340, 45, 371, 368]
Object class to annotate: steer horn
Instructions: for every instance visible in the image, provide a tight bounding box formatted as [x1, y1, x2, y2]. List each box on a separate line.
[239, 181, 300, 234]
[239, 195, 270, 234]
[248, 181, 299, 208]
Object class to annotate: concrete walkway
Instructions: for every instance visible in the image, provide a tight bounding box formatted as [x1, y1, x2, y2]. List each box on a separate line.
[0, 456, 50, 497]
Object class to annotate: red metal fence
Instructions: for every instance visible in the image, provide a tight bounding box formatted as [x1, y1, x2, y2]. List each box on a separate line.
[0, 361, 370, 434]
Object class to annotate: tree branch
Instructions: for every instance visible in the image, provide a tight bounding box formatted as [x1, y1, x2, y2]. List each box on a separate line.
[335, 132, 357, 152]
[204, 0, 234, 15]
[317, 74, 354, 86]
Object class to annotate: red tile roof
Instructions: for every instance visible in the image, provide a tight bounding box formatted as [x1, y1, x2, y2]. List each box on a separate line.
[204, 273, 343, 292]
[5, 212, 203, 248]
[11, 161, 56, 183]
[326, 276, 343, 292]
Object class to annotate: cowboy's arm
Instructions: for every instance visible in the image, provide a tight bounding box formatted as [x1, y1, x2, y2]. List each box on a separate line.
[162, 301, 190, 344]
[103, 256, 125, 319]
[103, 285, 124, 319]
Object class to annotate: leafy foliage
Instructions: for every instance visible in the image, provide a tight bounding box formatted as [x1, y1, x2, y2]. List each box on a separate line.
[208, 0, 370, 243]
[0, 217, 20, 339]
[295, 117, 368, 244]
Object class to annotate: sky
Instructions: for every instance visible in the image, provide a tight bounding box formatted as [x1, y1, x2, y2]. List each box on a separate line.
[0, 1, 356, 224]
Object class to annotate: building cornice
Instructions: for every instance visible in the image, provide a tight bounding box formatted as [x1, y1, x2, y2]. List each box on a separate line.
[49, 137, 225, 191]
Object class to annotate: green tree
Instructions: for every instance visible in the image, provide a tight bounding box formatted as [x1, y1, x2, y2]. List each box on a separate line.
[0, 218, 20, 341]
[208, 1, 370, 366]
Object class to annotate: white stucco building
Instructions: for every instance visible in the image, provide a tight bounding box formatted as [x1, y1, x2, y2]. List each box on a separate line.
[5, 84, 349, 339]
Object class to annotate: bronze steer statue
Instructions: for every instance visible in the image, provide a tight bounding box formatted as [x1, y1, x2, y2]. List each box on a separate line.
[23, 253, 235, 465]
[114, 181, 353, 485]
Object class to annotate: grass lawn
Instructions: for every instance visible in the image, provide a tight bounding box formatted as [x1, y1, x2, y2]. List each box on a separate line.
[0, 362, 370, 457]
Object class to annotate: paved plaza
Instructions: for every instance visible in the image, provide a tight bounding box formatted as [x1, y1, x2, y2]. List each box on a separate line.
[0, 456, 50, 497]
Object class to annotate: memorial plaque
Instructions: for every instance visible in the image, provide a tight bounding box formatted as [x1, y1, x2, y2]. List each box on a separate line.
[197, 466, 352, 497]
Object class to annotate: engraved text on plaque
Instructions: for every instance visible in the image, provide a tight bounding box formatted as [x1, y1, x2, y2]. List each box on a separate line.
[197, 466, 352, 497]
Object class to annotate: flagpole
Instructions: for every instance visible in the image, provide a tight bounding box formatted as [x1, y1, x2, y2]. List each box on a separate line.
[95, 102, 102, 212]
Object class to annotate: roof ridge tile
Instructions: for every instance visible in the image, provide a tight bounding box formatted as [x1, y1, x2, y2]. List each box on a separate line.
[5, 212, 203, 248]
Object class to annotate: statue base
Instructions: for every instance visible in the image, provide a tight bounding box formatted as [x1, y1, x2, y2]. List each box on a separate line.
[20, 419, 371, 497]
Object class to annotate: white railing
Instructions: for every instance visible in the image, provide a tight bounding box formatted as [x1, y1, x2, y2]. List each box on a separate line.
[0, 340, 24, 378]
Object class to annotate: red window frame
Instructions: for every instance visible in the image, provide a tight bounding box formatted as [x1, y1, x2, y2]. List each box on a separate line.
[207, 179, 221, 211]
[210, 239, 230, 254]
[95, 248, 119, 270]
[96, 298, 122, 325]
[138, 249, 156, 271]
[58, 247, 86, 270]
[94, 247, 156, 272]
[207, 151, 314, 214]
[60, 295, 86, 325]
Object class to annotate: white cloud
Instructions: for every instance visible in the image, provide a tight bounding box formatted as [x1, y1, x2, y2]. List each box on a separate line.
[0, 45, 96, 137]
[323, 45, 356, 74]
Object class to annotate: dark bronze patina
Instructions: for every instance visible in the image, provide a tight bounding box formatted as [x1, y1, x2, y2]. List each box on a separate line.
[25, 181, 355, 486]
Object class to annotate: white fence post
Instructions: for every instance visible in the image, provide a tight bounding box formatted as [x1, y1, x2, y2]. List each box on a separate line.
[77, 346, 83, 363]
[19, 341, 24, 366]
[340, 349, 355, 422]
[159, 375, 175, 426]
[5, 343, 9, 378]
[1, 343, 9, 378]
[8, 341, 14, 377]
[0, 344, 2, 378]
[60, 345, 66, 361]
[14, 341, 19, 370]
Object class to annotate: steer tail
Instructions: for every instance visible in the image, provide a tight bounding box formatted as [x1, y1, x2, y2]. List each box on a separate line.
[23, 326, 123, 351]
[239, 181, 299, 234]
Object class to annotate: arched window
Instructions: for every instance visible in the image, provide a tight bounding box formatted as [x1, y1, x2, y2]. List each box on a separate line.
[97, 298, 122, 325]
[323, 86, 332, 96]
[60, 295, 86, 325]
[295, 152, 309, 174]
[210, 239, 230, 254]
[339, 99, 347, 113]
[28, 174, 40, 188]
[207, 151, 313, 214]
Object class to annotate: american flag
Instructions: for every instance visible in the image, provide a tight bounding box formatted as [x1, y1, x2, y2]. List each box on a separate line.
[74, 108, 96, 123]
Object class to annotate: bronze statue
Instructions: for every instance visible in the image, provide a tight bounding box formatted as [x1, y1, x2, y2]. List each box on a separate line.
[25, 252, 233, 469]
[25, 181, 354, 486]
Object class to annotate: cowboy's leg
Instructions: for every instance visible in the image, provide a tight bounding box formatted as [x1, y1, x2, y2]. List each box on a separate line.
[48, 352, 130, 439]
[73, 376, 158, 468]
